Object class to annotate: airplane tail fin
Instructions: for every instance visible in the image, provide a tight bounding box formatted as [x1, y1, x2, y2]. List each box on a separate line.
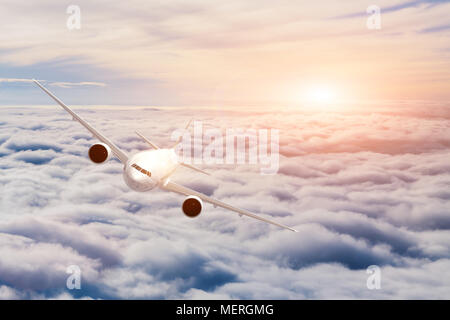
[170, 119, 209, 176]
[137, 119, 209, 175]
[169, 118, 192, 149]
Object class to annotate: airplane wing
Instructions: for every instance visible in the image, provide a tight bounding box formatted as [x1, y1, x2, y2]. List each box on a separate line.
[161, 180, 298, 232]
[33, 79, 128, 164]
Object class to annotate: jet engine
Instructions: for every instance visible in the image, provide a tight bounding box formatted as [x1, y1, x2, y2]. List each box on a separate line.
[182, 196, 203, 218]
[88, 143, 111, 164]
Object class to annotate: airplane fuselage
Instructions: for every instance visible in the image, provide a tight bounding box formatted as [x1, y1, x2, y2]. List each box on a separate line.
[123, 148, 179, 192]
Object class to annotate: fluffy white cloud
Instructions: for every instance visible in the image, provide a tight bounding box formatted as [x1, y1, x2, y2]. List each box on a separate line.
[0, 102, 450, 299]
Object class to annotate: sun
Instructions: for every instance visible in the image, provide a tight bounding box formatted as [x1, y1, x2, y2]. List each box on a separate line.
[305, 85, 336, 104]
[284, 81, 349, 110]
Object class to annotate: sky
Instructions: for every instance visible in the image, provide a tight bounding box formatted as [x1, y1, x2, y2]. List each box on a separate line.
[0, 0, 450, 106]
[1, 0, 450, 300]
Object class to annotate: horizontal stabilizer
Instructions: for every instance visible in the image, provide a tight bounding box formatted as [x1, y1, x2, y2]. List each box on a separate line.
[135, 131, 160, 150]
[180, 162, 210, 175]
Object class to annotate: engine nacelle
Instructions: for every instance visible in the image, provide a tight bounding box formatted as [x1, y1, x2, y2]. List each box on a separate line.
[182, 196, 203, 218]
[88, 143, 111, 164]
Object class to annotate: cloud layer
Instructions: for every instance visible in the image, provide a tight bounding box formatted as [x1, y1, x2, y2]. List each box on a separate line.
[1, 102, 450, 299]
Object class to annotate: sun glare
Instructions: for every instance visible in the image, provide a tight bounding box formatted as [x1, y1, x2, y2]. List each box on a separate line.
[306, 86, 336, 104]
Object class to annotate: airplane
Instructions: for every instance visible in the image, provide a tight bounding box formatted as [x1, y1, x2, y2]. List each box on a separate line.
[33, 79, 297, 232]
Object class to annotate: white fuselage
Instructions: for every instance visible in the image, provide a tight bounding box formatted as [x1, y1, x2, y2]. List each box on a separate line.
[123, 148, 179, 192]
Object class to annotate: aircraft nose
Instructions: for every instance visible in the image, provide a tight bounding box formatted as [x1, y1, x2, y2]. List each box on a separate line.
[131, 163, 152, 177]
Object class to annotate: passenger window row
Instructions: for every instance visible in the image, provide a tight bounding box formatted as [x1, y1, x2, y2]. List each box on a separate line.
[131, 163, 152, 177]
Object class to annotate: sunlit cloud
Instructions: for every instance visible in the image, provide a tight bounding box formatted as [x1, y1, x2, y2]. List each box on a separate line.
[0, 78, 106, 88]
[50, 81, 107, 88]
[1, 102, 450, 298]
[0, 78, 35, 83]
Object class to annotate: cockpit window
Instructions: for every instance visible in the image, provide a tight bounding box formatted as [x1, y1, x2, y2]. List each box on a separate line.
[131, 163, 151, 177]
